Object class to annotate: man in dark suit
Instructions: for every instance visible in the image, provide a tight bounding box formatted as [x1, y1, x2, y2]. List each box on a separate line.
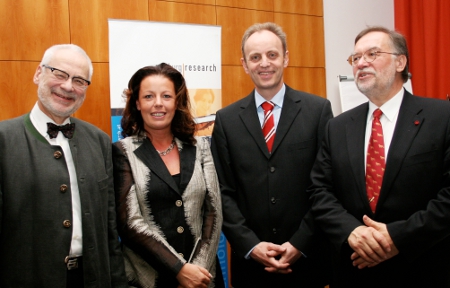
[0, 44, 127, 287]
[211, 22, 333, 287]
[308, 26, 450, 287]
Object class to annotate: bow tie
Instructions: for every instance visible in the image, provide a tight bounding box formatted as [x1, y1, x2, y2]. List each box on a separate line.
[47, 122, 76, 139]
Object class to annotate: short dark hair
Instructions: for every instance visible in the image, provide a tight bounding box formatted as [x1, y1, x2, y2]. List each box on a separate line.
[355, 26, 409, 83]
[121, 63, 196, 145]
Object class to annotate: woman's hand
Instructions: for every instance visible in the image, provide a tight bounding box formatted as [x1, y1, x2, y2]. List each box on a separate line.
[176, 263, 212, 288]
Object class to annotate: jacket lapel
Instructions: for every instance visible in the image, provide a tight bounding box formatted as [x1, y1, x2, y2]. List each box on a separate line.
[134, 138, 180, 194]
[68, 118, 78, 171]
[346, 103, 372, 212]
[272, 86, 301, 153]
[238, 86, 303, 158]
[378, 91, 423, 205]
[239, 93, 271, 158]
[179, 142, 196, 195]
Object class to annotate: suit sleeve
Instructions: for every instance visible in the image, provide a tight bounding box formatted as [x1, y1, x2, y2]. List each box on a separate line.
[387, 111, 450, 259]
[289, 99, 333, 254]
[104, 141, 128, 287]
[191, 137, 223, 272]
[308, 120, 364, 252]
[0, 153, 2, 238]
[211, 112, 261, 258]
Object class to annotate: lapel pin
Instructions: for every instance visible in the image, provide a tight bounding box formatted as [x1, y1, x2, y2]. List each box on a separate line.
[414, 120, 420, 126]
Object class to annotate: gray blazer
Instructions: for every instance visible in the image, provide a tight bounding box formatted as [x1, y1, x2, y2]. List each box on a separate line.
[0, 114, 127, 287]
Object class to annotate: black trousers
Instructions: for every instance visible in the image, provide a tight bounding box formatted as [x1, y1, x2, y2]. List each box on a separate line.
[66, 257, 84, 288]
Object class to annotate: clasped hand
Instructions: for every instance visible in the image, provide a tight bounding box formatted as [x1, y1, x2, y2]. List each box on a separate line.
[348, 215, 399, 269]
[250, 241, 302, 274]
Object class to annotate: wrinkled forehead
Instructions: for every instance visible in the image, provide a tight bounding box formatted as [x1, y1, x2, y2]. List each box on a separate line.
[244, 30, 284, 55]
[354, 31, 392, 53]
[48, 49, 90, 79]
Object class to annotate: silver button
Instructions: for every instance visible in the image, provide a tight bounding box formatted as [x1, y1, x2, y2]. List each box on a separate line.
[177, 226, 184, 234]
[175, 200, 183, 207]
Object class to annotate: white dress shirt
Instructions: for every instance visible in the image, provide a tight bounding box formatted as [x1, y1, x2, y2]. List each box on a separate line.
[255, 84, 286, 130]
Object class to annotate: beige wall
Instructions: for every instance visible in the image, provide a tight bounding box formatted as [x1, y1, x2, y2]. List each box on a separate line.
[0, 0, 325, 136]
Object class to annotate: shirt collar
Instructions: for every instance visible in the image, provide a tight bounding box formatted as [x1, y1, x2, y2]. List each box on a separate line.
[368, 88, 404, 122]
[30, 102, 71, 139]
[255, 84, 286, 109]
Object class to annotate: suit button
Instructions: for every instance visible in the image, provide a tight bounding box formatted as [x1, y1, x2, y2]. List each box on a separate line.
[271, 197, 276, 204]
[179, 253, 184, 259]
[54, 151, 63, 159]
[273, 228, 277, 234]
[175, 200, 183, 207]
[60, 184, 68, 193]
[63, 220, 71, 228]
[270, 167, 275, 173]
[177, 226, 184, 234]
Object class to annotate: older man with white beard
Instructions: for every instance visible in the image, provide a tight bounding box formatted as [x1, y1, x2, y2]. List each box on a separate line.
[0, 44, 127, 288]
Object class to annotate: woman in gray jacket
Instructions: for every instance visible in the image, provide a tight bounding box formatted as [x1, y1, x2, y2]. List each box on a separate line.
[113, 63, 223, 288]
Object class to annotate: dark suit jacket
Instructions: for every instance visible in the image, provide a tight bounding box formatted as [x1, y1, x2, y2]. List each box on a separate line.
[0, 114, 127, 288]
[308, 91, 450, 288]
[211, 85, 333, 287]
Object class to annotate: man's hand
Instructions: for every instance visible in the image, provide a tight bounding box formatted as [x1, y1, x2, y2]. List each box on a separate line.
[176, 263, 211, 288]
[250, 242, 290, 273]
[265, 242, 302, 274]
[351, 215, 399, 268]
[349, 215, 398, 269]
[348, 223, 390, 265]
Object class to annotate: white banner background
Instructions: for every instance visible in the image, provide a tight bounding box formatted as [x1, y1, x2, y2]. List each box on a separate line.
[109, 19, 221, 110]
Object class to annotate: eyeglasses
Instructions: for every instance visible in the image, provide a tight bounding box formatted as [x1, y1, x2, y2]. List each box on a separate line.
[42, 65, 91, 89]
[347, 48, 400, 66]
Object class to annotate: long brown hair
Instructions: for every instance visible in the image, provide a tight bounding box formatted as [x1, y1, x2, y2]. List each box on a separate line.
[121, 63, 196, 145]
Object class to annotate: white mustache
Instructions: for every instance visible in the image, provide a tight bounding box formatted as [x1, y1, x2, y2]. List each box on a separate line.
[51, 89, 76, 100]
[356, 69, 376, 78]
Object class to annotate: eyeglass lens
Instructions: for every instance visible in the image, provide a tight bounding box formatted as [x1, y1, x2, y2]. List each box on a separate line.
[45, 65, 89, 88]
[349, 50, 374, 66]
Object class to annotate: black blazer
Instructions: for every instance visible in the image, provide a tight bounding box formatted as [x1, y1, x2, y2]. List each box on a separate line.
[309, 91, 450, 287]
[211, 85, 333, 287]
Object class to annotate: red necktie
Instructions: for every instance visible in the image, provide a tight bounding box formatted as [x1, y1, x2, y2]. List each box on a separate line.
[261, 101, 276, 153]
[366, 109, 385, 212]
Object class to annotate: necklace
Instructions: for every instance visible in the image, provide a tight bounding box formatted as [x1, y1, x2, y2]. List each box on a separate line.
[156, 138, 176, 156]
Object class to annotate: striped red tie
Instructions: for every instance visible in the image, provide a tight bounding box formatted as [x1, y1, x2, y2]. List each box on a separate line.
[262, 101, 276, 152]
[366, 109, 385, 213]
